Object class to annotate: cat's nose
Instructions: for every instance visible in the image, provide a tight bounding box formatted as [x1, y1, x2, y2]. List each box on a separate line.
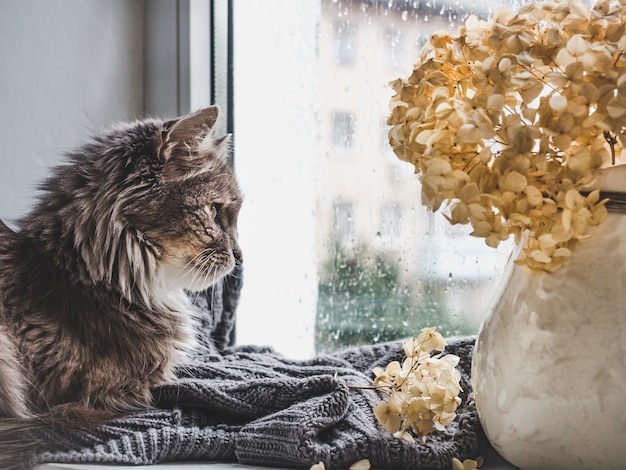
[233, 248, 243, 262]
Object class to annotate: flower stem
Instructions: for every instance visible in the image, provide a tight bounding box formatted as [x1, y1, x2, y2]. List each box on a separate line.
[604, 131, 617, 165]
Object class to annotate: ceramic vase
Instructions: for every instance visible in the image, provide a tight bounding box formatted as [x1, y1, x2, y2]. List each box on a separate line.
[472, 166, 626, 470]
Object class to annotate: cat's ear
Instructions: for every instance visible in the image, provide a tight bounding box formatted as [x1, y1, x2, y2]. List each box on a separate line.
[158, 106, 220, 162]
[158, 106, 232, 181]
[166, 106, 219, 144]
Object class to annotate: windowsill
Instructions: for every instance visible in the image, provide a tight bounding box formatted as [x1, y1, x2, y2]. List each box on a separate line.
[39, 464, 280, 470]
[38, 450, 519, 470]
[40, 465, 517, 470]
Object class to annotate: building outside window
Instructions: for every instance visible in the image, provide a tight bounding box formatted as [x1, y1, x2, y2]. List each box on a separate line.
[331, 111, 356, 149]
[332, 201, 355, 243]
[381, 203, 402, 240]
[334, 19, 356, 65]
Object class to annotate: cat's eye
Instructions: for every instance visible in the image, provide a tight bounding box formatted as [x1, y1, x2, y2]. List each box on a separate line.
[206, 204, 217, 218]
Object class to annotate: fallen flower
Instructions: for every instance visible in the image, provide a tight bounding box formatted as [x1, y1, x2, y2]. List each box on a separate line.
[372, 327, 462, 440]
[349, 459, 371, 470]
[452, 456, 484, 470]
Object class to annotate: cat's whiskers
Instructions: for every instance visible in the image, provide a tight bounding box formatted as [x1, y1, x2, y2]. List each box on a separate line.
[172, 247, 233, 293]
[191, 259, 220, 292]
[175, 250, 216, 290]
[175, 255, 205, 284]
[203, 264, 223, 290]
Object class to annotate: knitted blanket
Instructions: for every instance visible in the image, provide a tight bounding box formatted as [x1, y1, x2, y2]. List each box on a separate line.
[35, 265, 486, 469]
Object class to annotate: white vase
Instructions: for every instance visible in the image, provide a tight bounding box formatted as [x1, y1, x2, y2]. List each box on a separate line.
[472, 166, 626, 470]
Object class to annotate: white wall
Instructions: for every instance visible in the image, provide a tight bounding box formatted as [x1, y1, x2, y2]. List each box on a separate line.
[0, 0, 145, 224]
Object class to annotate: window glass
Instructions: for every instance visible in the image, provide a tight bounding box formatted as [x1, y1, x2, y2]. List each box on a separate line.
[233, 0, 515, 358]
[331, 112, 356, 149]
[381, 203, 402, 239]
[334, 20, 357, 65]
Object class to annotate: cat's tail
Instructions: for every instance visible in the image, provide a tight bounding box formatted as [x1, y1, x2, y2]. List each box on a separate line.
[0, 405, 119, 469]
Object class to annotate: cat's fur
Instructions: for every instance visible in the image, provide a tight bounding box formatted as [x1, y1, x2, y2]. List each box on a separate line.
[0, 106, 242, 467]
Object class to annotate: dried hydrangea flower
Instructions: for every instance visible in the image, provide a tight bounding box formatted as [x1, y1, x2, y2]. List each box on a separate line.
[372, 327, 462, 441]
[388, 0, 623, 272]
[349, 459, 371, 470]
[452, 457, 484, 470]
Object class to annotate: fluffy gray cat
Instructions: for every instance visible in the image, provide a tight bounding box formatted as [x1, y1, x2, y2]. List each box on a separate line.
[0, 106, 242, 467]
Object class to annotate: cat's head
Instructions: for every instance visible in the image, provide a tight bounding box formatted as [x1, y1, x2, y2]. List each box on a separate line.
[34, 106, 242, 305]
[144, 106, 243, 296]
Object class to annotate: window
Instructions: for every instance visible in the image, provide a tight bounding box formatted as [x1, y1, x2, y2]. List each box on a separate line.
[383, 26, 400, 71]
[334, 20, 356, 65]
[332, 201, 355, 243]
[331, 112, 356, 149]
[380, 203, 402, 240]
[232, 0, 515, 359]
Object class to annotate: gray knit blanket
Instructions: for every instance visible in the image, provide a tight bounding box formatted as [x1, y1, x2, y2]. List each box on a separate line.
[35, 264, 485, 469]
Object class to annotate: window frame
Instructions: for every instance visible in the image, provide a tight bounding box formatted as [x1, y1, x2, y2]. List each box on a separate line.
[144, 0, 234, 137]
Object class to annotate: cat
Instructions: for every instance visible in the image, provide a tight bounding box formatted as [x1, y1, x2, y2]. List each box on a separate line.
[0, 105, 242, 467]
